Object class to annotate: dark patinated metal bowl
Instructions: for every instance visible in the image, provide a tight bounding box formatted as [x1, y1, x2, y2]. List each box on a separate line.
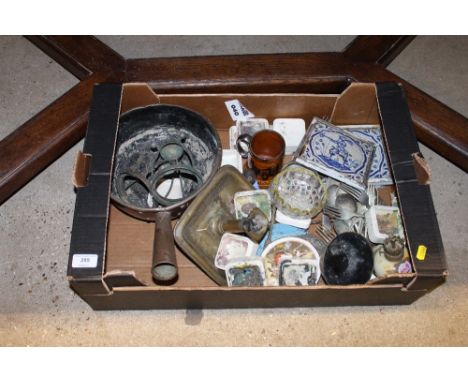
[111, 104, 222, 221]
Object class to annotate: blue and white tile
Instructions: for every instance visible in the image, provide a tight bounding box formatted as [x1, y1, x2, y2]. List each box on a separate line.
[340, 125, 393, 186]
[296, 118, 375, 191]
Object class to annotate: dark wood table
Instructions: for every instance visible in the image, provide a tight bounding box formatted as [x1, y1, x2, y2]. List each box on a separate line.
[0, 36, 466, 204]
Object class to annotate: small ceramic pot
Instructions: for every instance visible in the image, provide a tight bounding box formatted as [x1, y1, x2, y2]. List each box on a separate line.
[373, 236, 412, 277]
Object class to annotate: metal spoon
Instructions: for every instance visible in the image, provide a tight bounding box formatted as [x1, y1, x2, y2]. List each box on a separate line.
[334, 193, 358, 213]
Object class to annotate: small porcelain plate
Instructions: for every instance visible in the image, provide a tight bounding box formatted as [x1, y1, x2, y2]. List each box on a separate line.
[296, 118, 375, 191]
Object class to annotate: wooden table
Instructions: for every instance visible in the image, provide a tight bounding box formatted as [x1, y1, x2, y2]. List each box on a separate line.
[0, 36, 466, 204]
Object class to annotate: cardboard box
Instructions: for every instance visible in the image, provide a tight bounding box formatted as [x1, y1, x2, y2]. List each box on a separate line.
[67, 82, 447, 310]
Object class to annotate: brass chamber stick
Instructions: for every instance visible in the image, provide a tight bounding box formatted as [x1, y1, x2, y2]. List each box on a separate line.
[220, 208, 270, 243]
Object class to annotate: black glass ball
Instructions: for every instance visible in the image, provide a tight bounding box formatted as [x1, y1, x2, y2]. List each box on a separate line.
[322, 232, 373, 285]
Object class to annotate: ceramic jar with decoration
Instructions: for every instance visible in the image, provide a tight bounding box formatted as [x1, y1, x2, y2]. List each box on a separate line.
[373, 236, 412, 277]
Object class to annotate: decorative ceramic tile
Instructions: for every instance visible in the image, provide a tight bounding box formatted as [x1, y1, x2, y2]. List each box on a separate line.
[296, 118, 375, 191]
[340, 125, 393, 186]
[260, 237, 320, 286]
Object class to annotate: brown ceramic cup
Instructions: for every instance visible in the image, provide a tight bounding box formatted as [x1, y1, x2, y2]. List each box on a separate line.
[248, 130, 285, 188]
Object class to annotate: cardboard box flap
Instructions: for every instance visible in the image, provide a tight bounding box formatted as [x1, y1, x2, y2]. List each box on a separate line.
[104, 271, 146, 288]
[67, 83, 123, 280]
[121, 83, 160, 114]
[368, 273, 414, 286]
[330, 82, 380, 125]
[412, 152, 432, 185]
[376, 82, 447, 277]
[159, 93, 338, 132]
[407, 271, 447, 291]
[69, 276, 111, 296]
[72, 151, 91, 188]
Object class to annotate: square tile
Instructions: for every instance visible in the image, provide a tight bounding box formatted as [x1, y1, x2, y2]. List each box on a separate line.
[340, 125, 393, 186]
[296, 118, 375, 190]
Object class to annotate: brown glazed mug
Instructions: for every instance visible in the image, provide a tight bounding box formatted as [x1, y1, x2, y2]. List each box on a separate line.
[237, 130, 285, 188]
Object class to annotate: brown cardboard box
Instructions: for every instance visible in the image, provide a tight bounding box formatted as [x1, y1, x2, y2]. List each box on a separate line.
[67, 82, 447, 310]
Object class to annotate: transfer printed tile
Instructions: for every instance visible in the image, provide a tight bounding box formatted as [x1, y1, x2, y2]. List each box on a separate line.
[296, 118, 375, 191]
[340, 125, 393, 186]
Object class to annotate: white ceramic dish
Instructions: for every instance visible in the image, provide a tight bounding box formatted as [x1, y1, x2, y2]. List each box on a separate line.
[221, 149, 243, 173]
[214, 233, 258, 270]
[275, 209, 311, 229]
[272, 118, 306, 155]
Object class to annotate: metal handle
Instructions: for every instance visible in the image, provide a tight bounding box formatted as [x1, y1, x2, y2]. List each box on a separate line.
[152, 211, 178, 283]
[221, 208, 269, 243]
[236, 133, 252, 158]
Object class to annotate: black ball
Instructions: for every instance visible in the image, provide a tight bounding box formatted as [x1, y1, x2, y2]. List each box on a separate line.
[322, 232, 373, 285]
